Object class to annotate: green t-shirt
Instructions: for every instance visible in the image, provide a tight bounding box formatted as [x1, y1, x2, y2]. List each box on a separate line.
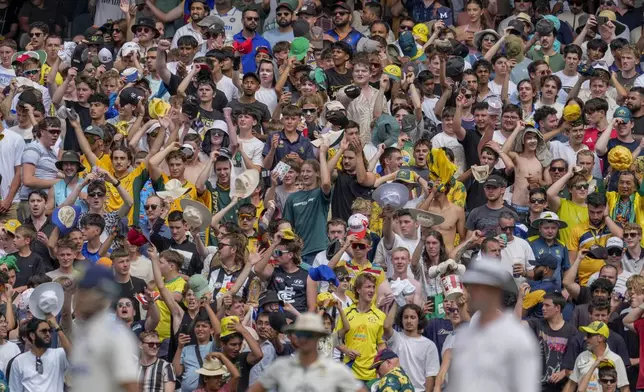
[526, 49, 565, 73]
[283, 187, 331, 256]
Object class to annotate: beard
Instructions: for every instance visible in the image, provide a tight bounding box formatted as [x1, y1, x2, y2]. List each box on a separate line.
[192, 13, 204, 22]
[334, 19, 349, 28]
[34, 335, 51, 349]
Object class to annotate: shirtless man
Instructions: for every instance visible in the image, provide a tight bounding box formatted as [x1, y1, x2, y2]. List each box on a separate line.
[182, 133, 207, 184]
[502, 122, 549, 220]
[387, 247, 423, 306]
[419, 186, 465, 253]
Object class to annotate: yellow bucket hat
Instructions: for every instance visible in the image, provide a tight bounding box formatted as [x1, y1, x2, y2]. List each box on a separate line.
[148, 98, 171, 120]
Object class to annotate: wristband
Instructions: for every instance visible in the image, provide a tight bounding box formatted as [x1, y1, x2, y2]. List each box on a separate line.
[114, 180, 121, 188]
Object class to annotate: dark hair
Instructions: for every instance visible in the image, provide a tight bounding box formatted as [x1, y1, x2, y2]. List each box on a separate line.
[364, 2, 383, 18]
[543, 292, 566, 312]
[35, 117, 62, 138]
[563, 44, 583, 58]
[586, 192, 607, 208]
[473, 101, 489, 112]
[327, 218, 347, 231]
[529, 187, 546, 198]
[29, 22, 49, 35]
[422, 230, 449, 264]
[474, 58, 493, 72]
[168, 210, 185, 223]
[242, 8, 260, 18]
[80, 213, 106, 232]
[550, 158, 568, 170]
[87, 181, 107, 194]
[238, 203, 257, 216]
[528, 60, 548, 76]
[28, 189, 48, 202]
[371, 21, 390, 34]
[631, 87, 644, 98]
[282, 105, 302, 117]
[177, 35, 199, 48]
[590, 277, 614, 295]
[588, 298, 611, 314]
[395, 304, 426, 331]
[110, 247, 129, 260]
[482, 237, 500, 252]
[27, 273, 52, 289]
[88, 92, 110, 106]
[491, 53, 507, 65]
[584, 98, 609, 115]
[502, 103, 522, 118]
[534, 106, 558, 125]
[332, 41, 353, 58]
[587, 38, 608, 53]
[26, 318, 48, 340]
[541, 75, 562, 91]
[380, 146, 401, 168]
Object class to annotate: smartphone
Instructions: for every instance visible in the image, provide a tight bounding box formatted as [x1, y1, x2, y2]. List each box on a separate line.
[179, 324, 190, 336]
[426, 296, 435, 314]
[67, 108, 79, 121]
[597, 16, 609, 25]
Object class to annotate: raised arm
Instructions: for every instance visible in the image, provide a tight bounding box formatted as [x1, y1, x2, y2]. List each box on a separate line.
[352, 139, 376, 187]
[318, 142, 332, 196]
[145, 0, 185, 23]
[149, 142, 181, 181]
[563, 249, 586, 301]
[595, 118, 618, 156]
[383, 301, 397, 341]
[547, 165, 575, 213]
[453, 93, 467, 141]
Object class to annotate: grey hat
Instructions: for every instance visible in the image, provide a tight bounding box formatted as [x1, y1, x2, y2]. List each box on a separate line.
[356, 38, 380, 53]
[463, 259, 518, 293]
[197, 15, 226, 30]
[84, 125, 104, 139]
[401, 114, 416, 134]
[535, 18, 555, 36]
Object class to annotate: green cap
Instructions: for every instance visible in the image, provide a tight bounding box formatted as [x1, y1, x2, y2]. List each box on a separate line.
[614, 106, 632, 123]
[289, 37, 310, 61]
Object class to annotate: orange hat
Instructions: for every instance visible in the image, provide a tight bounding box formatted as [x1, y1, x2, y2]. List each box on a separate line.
[96, 257, 112, 268]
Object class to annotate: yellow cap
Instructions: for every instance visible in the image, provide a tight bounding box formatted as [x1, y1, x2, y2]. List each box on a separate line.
[317, 292, 336, 307]
[148, 98, 171, 120]
[412, 23, 429, 43]
[3, 220, 21, 236]
[280, 228, 296, 241]
[383, 65, 402, 81]
[579, 321, 610, 339]
[220, 316, 240, 338]
[598, 10, 617, 21]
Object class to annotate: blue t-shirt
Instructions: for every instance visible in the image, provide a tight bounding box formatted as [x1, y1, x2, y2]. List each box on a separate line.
[81, 242, 100, 264]
[423, 318, 453, 360]
[180, 342, 215, 392]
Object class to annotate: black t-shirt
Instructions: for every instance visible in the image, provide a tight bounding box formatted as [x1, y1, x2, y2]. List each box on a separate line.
[325, 68, 352, 100]
[331, 171, 373, 222]
[115, 276, 147, 321]
[465, 168, 515, 212]
[268, 266, 309, 313]
[198, 107, 224, 130]
[526, 318, 577, 392]
[18, 1, 64, 33]
[165, 73, 228, 112]
[233, 351, 252, 392]
[458, 127, 484, 168]
[633, 114, 644, 137]
[0, 3, 19, 37]
[14, 252, 44, 288]
[63, 101, 91, 153]
[227, 99, 271, 126]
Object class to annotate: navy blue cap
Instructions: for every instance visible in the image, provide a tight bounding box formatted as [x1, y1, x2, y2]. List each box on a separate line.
[371, 348, 398, 369]
[78, 265, 117, 294]
[530, 254, 558, 270]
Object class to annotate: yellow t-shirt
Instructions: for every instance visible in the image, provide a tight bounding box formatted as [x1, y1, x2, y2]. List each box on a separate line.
[105, 163, 149, 224]
[157, 174, 198, 213]
[567, 221, 611, 286]
[337, 260, 386, 304]
[81, 153, 114, 176]
[557, 199, 589, 247]
[607, 191, 644, 247]
[336, 304, 386, 381]
[40, 65, 63, 87]
[155, 276, 187, 340]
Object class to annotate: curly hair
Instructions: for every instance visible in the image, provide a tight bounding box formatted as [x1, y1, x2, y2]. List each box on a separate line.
[395, 304, 426, 332]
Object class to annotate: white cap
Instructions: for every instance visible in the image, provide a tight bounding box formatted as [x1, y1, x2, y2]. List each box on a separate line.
[606, 237, 624, 250]
[98, 48, 113, 64]
[121, 42, 140, 57]
[209, 120, 228, 134]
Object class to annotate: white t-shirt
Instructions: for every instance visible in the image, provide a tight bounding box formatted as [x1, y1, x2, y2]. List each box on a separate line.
[233, 136, 264, 176]
[431, 132, 466, 175]
[0, 129, 25, 203]
[210, 7, 244, 45]
[450, 312, 541, 392]
[553, 71, 579, 92]
[166, 61, 196, 75]
[129, 255, 154, 283]
[171, 23, 205, 49]
[255, 87, 278, 116]
[500, 237, 536, 275]
[488, 79, 517, 98]
[8, 125, 34, 142]
[388, 331, 440, 392]
[215, 75, 240, 102]
[0, 340, 20, 374]
[492, 130, 509, 169]
[8, 348, 69, 392]
[0, 65, 15, 89]
[375, 233, 418, 278]
[422, 96, 441, 126]
[312, 250, 351, 292]
[94, 0, 132, 26]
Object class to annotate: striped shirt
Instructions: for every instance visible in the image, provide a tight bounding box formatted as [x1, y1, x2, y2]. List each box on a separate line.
[137, 358, 175, 392]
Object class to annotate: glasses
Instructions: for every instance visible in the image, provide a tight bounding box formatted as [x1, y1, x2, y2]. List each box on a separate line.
[608, 248, 623, 257]
[302, 108, 317, 114]
[400, 25, 413, 31]
[445, 307, 459, 314]
[117, 302, 133, 308]
[340, 277, 351, 282]
[277, 12, 291, 16]
[530, 198, 546, 204]
[351, 243, 367, 250]
[245, 16, 259, 21]
[273, 249, 290, 257]
[136, 27, 151, 34]
[239, 214, 254, 222]
[37, 328, 52, 335]
[113, 28, 121, 33]
[549, 166, 566, 172]
[334, 11, 349, 16]
[144, 204, 159, 211]
[500, 225, 515, 232]
[36, 357, 43, 375]
[23, 69, 40, 76]
[144, 342, 161, 348]
[203, 33, 217, 39]
[46, 128, 61, 136]
[600, 378, 616, 384]
[624, 232, 640, 239]
[88, 192, 105, 198]
[30, 32, 42, 38]
[483, 37, 497, 43]
[573, 183, 590, 190]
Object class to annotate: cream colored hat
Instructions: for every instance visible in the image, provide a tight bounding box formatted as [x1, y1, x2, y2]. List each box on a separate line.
[157, 179, 190, 200]
[233, 169, 260, 199]
[180, 199, 212, 231]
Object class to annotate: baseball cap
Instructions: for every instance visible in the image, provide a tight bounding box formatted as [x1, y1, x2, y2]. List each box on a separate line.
[197, 14, 226, 30]
[614, 106, 632, 123]
[370, 349, 398, 369]
[579, 321, 610, 339]
[84, 125, 104, 139]
[119, 87, 145, 107]
[348, 213, 369, 239]
[121, 42, 140, 57]
[289, 37, 310, 61]
[394, 168, 418, 184]
[276, 1, 295, 11]
[383, 64, 401, 81]
[484, 174, 507, 188]
[3, 220, 21, 236]
[529, 254, 558, 270]
[606, 237, 624, 250]
[77, 264, 117, 295]
[332, 2, 352, 12]
[298, 5, 318, 16]
[220, 316, 240, 338]
[98, 48, 113, 64]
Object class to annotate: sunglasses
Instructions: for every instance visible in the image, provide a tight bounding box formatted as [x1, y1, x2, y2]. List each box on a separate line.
[36, 357, 43, 375]
[549, 166, 566, 172]
[600, 378, 616, 384]
[400, 25, 413, 31]
[530, 198, 546, 204]
[482, 37, 497, 43]
[144, 342, 161, 348]
[117, 302, 133, 308]
[273, 249, 290, 257]
[445, 307, 459, 314]
[608, 248, 623, 257]
[144, 204, 159, 211]
[351, 243, 367, 250]
[203, 33, 218, 39]
[113, 28, 121, 33]
[624, 232, 640, 239]
[219, 242, 233, 248]
[302, 108, 317, 114]
[37, 328, 52, 335]
[23, 69, 40, 76]
[340, 276, 351, 282]
[500, 225, 515, 232]
[88, 192, 105, 198]
[573, 183, 590, 190]
[277, 12, 291, 16]
[245, 16, 259, 21]
[136, 27, 151, 34]
[47, 128, 62, 136]
[334, 11, 349, 16]
[30, 32, 42, 38]
[239, 214, 254, 222]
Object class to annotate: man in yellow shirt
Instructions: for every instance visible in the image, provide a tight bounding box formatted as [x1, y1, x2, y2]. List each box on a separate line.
[336, 273, 387, 385]
[567, 192, 623, 286]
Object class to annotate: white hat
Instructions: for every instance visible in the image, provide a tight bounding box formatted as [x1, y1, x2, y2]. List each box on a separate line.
[233, 169, 260, 199]
[284, 312, 328, 335]
[29, 282, 64, 320]
[121, 42, 141, 57]
[463, 259, 517, 293]
[195, 357, 230, 377]
[208, 120, 229, 135]
[311, 130, 343, 148]
[606, 237, 624, 250]
[98, 48, 113, 64]
[180, 199, 212, 231]
[531, 211, 568, 229]
[157, 179, 190, 200]
[348, 213, 369, 238]
[372, 183, 409, 208]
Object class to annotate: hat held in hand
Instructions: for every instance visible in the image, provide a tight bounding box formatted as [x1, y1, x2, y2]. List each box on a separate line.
[29, 282, 64, 320]
[180, 199, 212, 231]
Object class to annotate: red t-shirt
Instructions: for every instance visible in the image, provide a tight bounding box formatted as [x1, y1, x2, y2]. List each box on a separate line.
[583, 127, 618, 151]
[634, 318, 644, 388]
